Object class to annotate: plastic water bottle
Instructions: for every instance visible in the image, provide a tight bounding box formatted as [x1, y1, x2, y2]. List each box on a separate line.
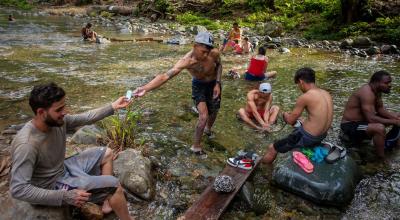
[126, 90, 132, 100]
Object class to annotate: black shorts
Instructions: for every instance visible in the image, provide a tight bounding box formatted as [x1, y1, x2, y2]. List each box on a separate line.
[192, 79, 221, 115]
[274, 126, 326, 153]
[340, 121, 369, 142]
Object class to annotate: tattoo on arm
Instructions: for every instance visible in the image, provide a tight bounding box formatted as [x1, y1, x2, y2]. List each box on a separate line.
[166, 69, 176, 79]
[215, 57, 222, 82]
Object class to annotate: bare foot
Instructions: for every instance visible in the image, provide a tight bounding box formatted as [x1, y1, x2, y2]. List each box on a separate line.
[101, 199, 112, 214]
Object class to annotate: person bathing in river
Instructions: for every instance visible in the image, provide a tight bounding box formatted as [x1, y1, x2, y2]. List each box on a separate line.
[10, 83, 134, 220]
[234, 37, 253, 54]
[262, 67, 333, 164]
[238, 83, 280, 132]
[133, 32, 222, 156]
[244, 47, 277, 81]
[220, 22, 241, 53]
[8, 14, 15, 22]
[228, 47, 277, 80]
[341, 70, 400, 161]
[81, 23, 98, 42]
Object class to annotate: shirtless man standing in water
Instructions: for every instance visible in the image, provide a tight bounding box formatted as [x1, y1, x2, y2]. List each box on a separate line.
[134, 32, 222, 155]
[262, 67, 333, 164]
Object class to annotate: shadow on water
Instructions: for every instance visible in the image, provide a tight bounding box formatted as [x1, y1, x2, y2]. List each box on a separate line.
[0, 8, 399, 219]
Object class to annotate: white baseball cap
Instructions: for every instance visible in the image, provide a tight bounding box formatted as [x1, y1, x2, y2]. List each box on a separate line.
[259, 83, 272, 93]
[194, 32, 214, 48]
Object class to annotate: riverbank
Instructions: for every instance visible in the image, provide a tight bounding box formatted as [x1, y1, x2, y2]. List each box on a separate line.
[5, 5, 400, 60]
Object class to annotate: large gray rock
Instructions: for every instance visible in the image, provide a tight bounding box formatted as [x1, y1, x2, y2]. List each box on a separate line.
[343, 170, 400, 219]
[366, 46, 380, 55]
[188, 25, 207, 35]
[272, 150, 361, 206]
[0, 194, 71, 220]
[113, 149, 154, 200]
[70, 125, 103, 145]
[381, 45, 399, 54]
[340, 39, 353, 49]
[352, 37, 373, 48]
[263, 21, 283, 37]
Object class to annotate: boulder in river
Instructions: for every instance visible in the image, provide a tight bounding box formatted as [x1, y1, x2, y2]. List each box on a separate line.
[272, 149, 361, 206]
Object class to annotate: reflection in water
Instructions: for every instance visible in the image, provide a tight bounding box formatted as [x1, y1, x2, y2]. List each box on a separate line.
[0, 8, 399, 219]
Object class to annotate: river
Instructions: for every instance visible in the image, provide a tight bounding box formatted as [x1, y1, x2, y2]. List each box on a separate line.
[1, 8, 399, 219]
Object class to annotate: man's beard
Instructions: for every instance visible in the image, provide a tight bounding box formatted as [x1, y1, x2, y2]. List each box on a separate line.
[44, 115, 64, 127]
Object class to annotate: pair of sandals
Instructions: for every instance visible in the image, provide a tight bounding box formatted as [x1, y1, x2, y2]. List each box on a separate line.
[323, 142, 346, 164]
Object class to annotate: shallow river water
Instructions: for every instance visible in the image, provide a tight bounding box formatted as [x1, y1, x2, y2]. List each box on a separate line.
[1, 8, 399, 219]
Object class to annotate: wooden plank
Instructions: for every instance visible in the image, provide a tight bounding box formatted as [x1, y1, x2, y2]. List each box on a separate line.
[182, 158, 261, 220]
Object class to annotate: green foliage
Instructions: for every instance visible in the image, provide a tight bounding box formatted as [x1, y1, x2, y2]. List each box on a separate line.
[245, 11, 272, 23]
[339, 22, 370, 37]
[102, 106, 142, 152]
[176, 12, 222, 30]
[272, 14, 302, 30]
[0, 0, 32, 10]
[370, 16, 400, 44]
[89, 11, 97, 17]
[155, 0, 173, 14]
[223, 0, 243, 6]
[247, 0, 269, 11]
[303, 19, 342, 40]
[100, 11, 114, 18]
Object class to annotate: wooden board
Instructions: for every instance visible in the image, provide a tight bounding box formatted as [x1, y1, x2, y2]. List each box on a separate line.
[182, 158, 261, 220]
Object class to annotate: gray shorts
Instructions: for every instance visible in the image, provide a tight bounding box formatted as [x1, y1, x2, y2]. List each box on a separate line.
[56, 147, 119, 203]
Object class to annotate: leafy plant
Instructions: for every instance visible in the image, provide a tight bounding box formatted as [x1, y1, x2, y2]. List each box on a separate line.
[102, 105, 142, 153]
[176, 12, 222, 30]
[0, 0, 32, 10]
[155, 0, 172, 14]
[100, 11, 114, 18]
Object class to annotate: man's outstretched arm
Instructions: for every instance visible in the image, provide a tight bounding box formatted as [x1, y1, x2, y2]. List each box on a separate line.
[66, 96, 131, 129]
[134, 57, 188, 97]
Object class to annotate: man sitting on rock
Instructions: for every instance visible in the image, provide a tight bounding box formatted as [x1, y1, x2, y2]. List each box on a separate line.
[10, 83, 134, 220]
[341, 70, 400, 161]
[238, 83, 280, 132]
[262, 67, 333, 164]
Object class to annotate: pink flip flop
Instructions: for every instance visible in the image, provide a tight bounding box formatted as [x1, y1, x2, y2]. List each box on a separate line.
[293, 151, 314, 173]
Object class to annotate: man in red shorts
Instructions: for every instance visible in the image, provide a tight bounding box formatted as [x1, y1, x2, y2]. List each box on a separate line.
[238, 83, 280, 132]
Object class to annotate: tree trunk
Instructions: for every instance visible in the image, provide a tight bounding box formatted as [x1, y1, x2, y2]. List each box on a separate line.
[341, 0, 368, 23]
[267, 0, 275, 11]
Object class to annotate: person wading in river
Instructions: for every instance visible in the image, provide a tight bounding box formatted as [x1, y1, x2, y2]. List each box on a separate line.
[341, 70, 400, 161]
[10, 83, 134, 220]
[133, 32, 222, 156]
[262, 67, 333, 164]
